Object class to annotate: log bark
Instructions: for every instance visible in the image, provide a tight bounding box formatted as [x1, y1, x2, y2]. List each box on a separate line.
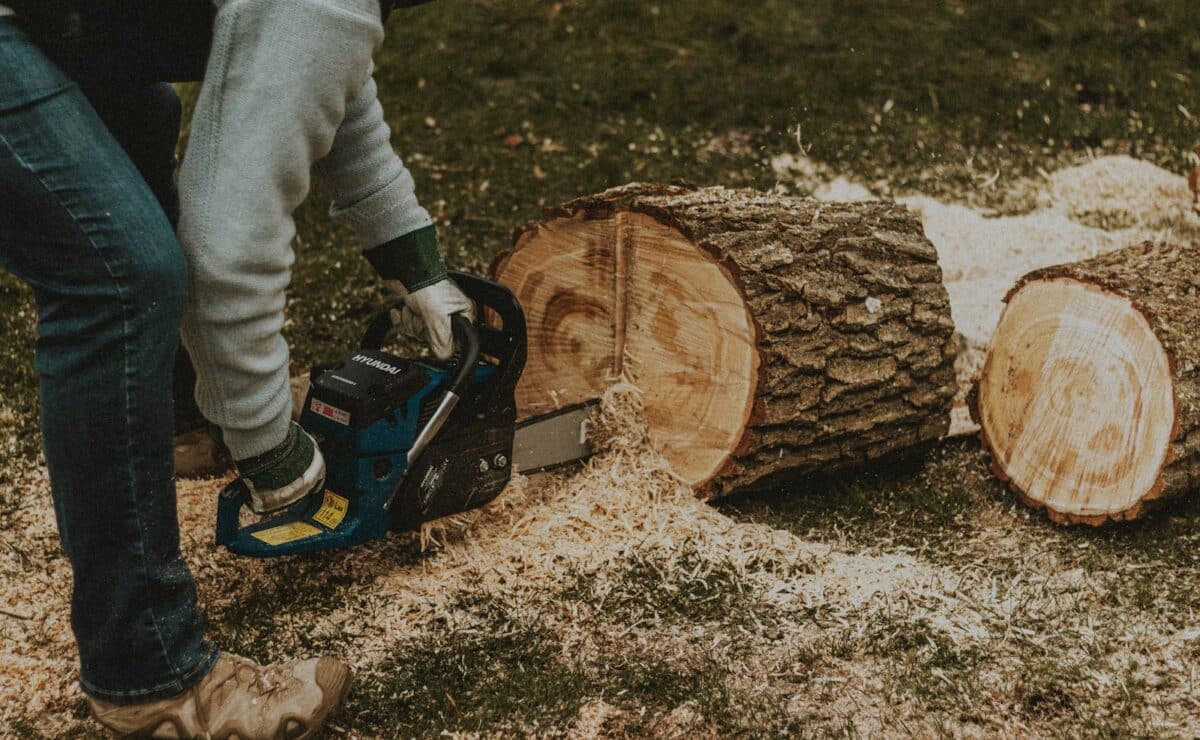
[972, 240, 1200, 525]
[492, 184, 958, 497]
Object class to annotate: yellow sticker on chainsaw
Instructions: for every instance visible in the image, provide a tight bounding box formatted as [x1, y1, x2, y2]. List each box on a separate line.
[251, 521, 322, 546]
[311, 491, 349, 529]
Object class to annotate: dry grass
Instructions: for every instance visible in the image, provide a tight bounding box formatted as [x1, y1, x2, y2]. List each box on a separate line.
[7, 409, 1200, 735]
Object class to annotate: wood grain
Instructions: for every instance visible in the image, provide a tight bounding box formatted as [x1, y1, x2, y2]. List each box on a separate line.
[494, 214, 616, 417]
[973, 241, 1200, 524]
[978, 280, 1174, 521]
[496, 211, 757, 485]
[495, 184, 958, 497]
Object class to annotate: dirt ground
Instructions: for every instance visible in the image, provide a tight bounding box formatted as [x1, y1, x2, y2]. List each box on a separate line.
[3, 1, 1200, 737]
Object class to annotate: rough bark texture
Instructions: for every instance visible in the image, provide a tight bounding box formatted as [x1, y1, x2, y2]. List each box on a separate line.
[973, 240, 1200, 524]
[495, 184, 959, 498]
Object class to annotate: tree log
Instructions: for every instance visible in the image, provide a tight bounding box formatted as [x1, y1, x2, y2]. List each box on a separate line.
[972, 240, 1200, 525]
[491, 184, 958, 497]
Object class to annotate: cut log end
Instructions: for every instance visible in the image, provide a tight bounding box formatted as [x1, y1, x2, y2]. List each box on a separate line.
[495, 211, 759, 487]
[977, 278, 1175, 524]
[495, 185, 958, 498]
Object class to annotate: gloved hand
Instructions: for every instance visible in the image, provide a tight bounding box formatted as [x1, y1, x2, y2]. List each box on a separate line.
[385, 278, 475, 360]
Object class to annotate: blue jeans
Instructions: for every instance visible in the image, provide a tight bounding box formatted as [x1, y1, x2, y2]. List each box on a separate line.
[0, 20, 216, 704]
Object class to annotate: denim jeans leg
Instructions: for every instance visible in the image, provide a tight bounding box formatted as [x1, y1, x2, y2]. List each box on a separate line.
[0, 22, 216, 704]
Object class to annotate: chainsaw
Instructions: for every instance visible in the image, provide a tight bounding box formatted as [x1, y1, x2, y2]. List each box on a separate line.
[215, 271, 596, 557]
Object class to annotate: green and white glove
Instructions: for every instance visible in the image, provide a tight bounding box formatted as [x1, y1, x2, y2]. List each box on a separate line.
[384, 278, 475, 360]
[365, 224, 475, 360]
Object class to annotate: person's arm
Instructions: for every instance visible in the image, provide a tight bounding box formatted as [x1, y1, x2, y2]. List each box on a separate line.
[315, 72, 439, 275]
[313, 70, 473, 359]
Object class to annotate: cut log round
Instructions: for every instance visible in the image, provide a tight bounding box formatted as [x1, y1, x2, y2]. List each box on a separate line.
[492, 184, 958, 497]
[972, 240, 1200, 525]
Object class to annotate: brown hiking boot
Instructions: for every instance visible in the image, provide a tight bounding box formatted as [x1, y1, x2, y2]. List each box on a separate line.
[174, 425, 232, 479]
[87, 652, 350, 739]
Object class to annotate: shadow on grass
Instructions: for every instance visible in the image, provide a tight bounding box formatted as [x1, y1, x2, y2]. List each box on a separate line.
[721, 435, 1200, 572]
[344, 592, 801, 737]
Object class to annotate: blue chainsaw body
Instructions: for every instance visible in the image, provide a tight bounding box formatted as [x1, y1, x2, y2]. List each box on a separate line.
[215, 272, 524, 558]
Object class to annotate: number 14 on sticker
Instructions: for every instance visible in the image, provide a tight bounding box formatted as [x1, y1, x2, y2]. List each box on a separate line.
[312, 491, 349, 529]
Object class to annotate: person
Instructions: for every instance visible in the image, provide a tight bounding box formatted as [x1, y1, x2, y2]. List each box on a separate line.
[0, 3, 350, 735]
[177, 0, 475, 516]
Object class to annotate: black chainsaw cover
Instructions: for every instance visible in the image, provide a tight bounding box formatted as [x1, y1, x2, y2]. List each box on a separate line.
[390, 402, 515, 531]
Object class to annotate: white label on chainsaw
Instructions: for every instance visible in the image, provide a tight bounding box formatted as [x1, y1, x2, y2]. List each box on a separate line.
[418, 459, 449, 510]
[311, 398, 351, 426]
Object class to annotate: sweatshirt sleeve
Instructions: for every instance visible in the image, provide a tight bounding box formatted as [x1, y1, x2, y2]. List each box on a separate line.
[314, 70, 448, 290]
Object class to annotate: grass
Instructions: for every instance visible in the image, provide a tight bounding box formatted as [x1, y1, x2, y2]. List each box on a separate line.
[346, 591, 803, 737]
[347, 603, 590, 734]
[723, 438, 1200, 735]
[4, 0, 1200, 735]
[721, 440, 999, 556]
[558, 545, 769, 627]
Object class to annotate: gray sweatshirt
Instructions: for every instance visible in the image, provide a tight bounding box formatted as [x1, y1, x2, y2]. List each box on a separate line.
[177, 0, 437, 459]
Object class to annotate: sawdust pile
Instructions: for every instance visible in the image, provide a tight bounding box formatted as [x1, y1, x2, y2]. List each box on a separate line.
[1043, 155, 1197, 230]
[788, 155, 1200, 434]
[0, 467, 77, 723]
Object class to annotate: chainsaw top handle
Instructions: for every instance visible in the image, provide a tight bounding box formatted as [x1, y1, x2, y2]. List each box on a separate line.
[360, 271, 527, 413]
[446, 313, 480, 398]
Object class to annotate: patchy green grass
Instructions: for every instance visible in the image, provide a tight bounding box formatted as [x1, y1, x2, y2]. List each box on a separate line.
[724, 439, 1200, 736]
[558, 545, 777, 627]
[208, 558, 378, 659]
[345, 590, 803, 737]
[722, 440, 1002, 557]
[348, 605, 589, 734]
[4, 0, 1200, 735]
[726, 438, 1200, 570]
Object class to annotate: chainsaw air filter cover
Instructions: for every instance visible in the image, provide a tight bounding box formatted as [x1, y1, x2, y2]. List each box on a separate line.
[307, 350, 430, 430]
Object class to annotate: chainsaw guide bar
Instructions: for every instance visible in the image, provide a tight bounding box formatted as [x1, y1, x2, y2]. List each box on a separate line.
[513, 400, 599, 474]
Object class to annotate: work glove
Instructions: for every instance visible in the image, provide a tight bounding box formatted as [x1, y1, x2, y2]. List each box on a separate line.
[386, 278, 476, 360]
